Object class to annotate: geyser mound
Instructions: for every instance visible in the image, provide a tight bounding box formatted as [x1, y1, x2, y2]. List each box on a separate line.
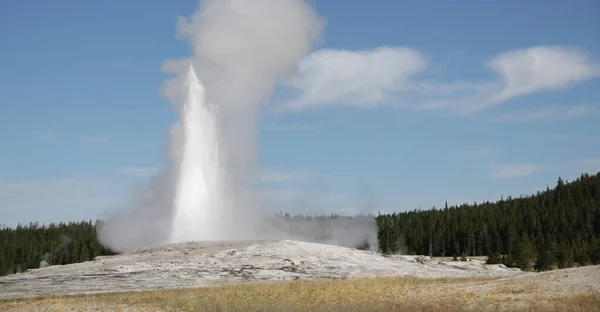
[0, 240, 526, 299]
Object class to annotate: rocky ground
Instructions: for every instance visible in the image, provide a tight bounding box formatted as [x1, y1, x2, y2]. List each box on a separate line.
[0, 240, 525, 299]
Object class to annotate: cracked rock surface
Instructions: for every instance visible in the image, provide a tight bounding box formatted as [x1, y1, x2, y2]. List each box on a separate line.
[0, 240, 525, 299]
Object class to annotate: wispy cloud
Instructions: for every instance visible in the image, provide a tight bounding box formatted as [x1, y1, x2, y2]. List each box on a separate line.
[280, 47, 426, 111]
[487, 46, 599, 103]
[113, 167, 158, 177]
[278, 45, 598, 115]
[258, 168, 313, 183]
[494, 104, 592, 123]
[80, 136, 108, 144]
[31, 130, 57, 141]
[489, 161, 539, 179]
[420, 46, 600, 114]
[404, 80, 496, 96]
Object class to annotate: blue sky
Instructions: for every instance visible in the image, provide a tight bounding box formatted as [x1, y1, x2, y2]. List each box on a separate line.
[1, 0, 599, 226]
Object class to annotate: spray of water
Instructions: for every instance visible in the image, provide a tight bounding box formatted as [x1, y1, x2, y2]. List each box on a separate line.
[97, 0, 379, 253]
[170, 65, 220, 243]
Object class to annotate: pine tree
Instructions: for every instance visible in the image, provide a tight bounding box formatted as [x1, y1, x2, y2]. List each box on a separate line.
[588, 235, 600, 264]
[513, 233, 536, 270]
[80, 243, 89, 263]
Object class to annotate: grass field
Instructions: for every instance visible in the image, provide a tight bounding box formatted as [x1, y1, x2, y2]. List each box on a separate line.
[2, 270, 600, 312]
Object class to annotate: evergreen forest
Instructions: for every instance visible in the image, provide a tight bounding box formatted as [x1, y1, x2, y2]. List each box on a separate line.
[0, 221, 117, 276]
[376, 172, 600, 270]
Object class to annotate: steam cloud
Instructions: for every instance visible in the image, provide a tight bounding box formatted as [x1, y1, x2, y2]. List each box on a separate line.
[97, 0, 378, 253]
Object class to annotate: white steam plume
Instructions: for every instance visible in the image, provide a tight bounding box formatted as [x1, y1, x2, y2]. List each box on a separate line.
[98, 0, 378, 253]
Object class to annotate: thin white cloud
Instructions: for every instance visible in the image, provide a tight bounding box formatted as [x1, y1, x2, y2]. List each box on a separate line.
[81, 136, 108, 144]
[405, 80, 495, 95]
[489, 161, 539, 179]
[279, 45, 598, 115]
[494, 104, 592, 123]
[418, 91, 492, 115]
[420, 46, 599, 114]
[258, 168, 313, 183]
[113, 167, 158, 177]
[31, 130, 56, 141]
[487, 46, 599, 103]
[281, 47, 426, 111]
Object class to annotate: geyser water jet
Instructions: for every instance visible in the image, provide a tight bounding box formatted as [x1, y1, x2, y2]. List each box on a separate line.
[170, 64, 220, 243]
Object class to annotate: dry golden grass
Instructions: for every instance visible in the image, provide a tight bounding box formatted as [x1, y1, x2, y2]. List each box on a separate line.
[2, 276, 599, 312]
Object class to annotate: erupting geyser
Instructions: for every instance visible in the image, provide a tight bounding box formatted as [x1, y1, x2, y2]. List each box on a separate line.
[170, 65, 220, 243]
[97, 0, 377, 253]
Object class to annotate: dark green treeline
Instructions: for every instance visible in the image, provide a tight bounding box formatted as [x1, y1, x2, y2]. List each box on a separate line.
[376, 172, 600, 271]
[0, 221, 117, 276]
